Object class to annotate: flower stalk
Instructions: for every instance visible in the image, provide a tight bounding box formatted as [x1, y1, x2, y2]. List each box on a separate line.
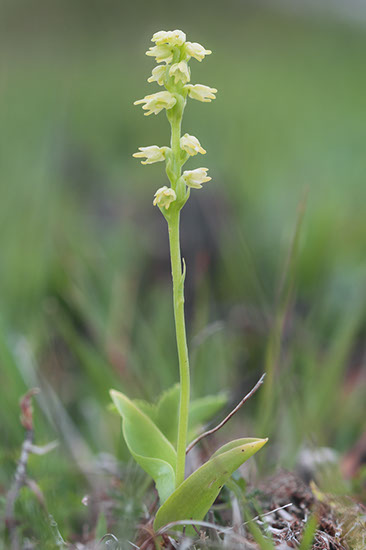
[168, 210, 190, 487]
[166, 95, 190, 488]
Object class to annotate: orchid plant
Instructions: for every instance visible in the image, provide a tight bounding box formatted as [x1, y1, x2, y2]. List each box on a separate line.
[110, 29, 267, 531]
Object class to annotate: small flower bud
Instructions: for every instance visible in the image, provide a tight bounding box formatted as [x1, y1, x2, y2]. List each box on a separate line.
[153, 186, 177, 209]
[152, 30, 186, 47]
[147, 65, 166, 86]
[185, 84, 217, 103]
[169, 61, 190, 84]
[146, 45, 174, 64]
[184, 42, 212, 62]
[182, 168, 211, 189]
[133, 146, 168, 165]
[134, 91, 177, 116]
[180, 134, 206, 156]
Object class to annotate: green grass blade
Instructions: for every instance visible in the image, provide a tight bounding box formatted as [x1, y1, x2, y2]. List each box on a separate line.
[298, 515, 318, 550]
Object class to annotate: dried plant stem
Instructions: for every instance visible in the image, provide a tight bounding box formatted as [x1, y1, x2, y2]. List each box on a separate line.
[186, 374, 266, 454]
[5, 389, 38, 550]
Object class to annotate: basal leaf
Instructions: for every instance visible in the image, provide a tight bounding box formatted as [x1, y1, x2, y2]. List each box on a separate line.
[154, 437, 267, 531]
[133, 399, 158, 423]
[188, 393, 227, 442]
[110, 390, 176, 503]
[132, 386, 180, 447]
[130, 386, 228, 449]
[153, 384, 228, 447]
[211, 437, 262, 457]
[155, 384, 180, 445]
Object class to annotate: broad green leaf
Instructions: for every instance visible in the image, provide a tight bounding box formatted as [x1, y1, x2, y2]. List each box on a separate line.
[155, 386, 228, 446]
[110, 390, 176, 503]
[188, 393, 227, 442]
[154, 437, 267, 531]
[132, 385, 227, 448]
[132, 385, 180, 446]
[211, 437, 262, 457]
[156, 384, 180, 445]
[133, 399, 158, 422]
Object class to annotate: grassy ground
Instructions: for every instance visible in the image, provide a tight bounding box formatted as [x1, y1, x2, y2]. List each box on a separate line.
[0, 1, 365, 547]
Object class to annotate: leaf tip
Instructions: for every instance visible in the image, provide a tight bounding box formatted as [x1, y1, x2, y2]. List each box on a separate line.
[109, 389, 123, 410]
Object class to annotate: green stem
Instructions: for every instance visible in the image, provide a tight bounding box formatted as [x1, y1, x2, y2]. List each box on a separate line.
[166, 104, 190, 488]
[168, 209, 190, 488]
[170, 109, 182, 179]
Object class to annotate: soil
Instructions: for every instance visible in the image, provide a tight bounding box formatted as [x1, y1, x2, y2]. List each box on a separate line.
[244, 471, 366, 549]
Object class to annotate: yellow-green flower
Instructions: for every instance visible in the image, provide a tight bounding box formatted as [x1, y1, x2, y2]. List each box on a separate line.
[146, 44, 174, 64]
[185, 84, 217, 103]
[134, 91, 176, 116]
[153, 186, 177, 209]
[133, 146, 168, 165]
[169, 61, 190, 84]
[182, 168, 211, 189]
[147, 65, 167, 86]
[185, 41, 212, 62]
[180, 134, 206, 156]
[152, 30, 186, 47]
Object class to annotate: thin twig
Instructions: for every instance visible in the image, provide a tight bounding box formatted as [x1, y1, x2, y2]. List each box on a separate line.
[186, 374, 266, 454]
[243, 503, 293, 525]
[99, 533, 119, 543]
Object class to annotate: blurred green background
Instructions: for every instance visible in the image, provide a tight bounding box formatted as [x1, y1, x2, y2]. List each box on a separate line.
[1, 0, 365, 545]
